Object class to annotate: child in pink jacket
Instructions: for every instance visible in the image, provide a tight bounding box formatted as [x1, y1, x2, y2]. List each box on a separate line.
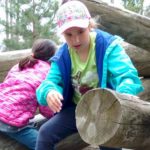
[0, 39, 56, 150]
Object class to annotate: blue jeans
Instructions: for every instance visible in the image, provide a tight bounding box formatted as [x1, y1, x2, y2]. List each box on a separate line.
[5, 127, 38, 150]
[35, 106, 121, 150]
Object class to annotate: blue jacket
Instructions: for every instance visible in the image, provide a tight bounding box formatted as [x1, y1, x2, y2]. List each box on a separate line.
[36, 29, 144, 107]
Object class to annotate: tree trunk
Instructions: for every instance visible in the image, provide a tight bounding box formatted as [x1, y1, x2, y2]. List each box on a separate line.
[0, 41, 150, 82]
[122, 41, 150, 77]
[139, 78, 150, 101]
[56, 133, 88, 150]
[0, 114, 89, 150]
[0, 49, 31, 82]
[0, 132, 88, 150]
[80, 0, 150, 51]
[76, 88, 150, 150]
[5, 0, 9, 39]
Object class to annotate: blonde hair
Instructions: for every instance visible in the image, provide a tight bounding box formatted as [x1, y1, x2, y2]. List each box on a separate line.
[89, 18, 97, 29]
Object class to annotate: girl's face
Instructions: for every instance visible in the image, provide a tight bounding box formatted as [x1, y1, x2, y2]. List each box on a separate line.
[63, 26, 91, 52]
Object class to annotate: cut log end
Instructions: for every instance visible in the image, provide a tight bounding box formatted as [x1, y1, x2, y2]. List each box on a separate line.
[76, 88, 122, 146]
[76, 88, 150, 149]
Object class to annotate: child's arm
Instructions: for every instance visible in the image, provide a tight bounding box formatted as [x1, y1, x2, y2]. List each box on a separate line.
[107, 43, 144, 95]
[36, 62, 63, 105]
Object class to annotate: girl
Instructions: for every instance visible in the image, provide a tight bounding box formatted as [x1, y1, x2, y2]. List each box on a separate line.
[36, 1, 144, 150]
[0, 39, 56, 150]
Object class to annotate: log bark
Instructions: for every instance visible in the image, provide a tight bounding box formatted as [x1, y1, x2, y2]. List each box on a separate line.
[76, 88, 150, 150]
[0, 132, 88, 150]
[0, 133, 28, 150]
[56, 133, 88, 150]
[0, 49, 31, 82]
[80, 0, 150, 51]
[139, 78, 150, 101]
[122, 42, 150, 77]
[0, 42, 150, 83]
[0, 115, 88, 150]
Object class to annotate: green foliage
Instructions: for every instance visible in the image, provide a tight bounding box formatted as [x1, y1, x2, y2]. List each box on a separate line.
[144, 5, 150, 17]
[122, 0, 144, 13]
[0, 0, 60, 50]
[4, 39, 27, 51]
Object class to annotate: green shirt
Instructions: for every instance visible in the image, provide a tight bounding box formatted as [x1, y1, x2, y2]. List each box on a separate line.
[69, 32, 99, 104]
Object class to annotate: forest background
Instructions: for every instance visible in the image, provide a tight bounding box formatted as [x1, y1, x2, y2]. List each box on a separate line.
[0, 0, 149, 52]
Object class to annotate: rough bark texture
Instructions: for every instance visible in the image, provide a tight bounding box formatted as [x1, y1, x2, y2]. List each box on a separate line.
[139, 78, 150, 101]
[0, 133, 28, 150]
[1, 42, 150, 82]
[80, 0, 150, 51]
[56, 133, 88, 150]
[122, 41, 150, 77]
[0, 132, 89, 150]
[76, 88, 150, 150]
[0, 49, 31, 82]
[0, 114, 89, 150]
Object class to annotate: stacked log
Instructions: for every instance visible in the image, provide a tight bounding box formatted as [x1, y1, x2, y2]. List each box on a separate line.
[122, 42, 150, 77]
[0, 132, 87, 150]
[80, 0, 150, 51]
[0, 41, 150, 82]
[0, 49, 31, 82]
[139, 79, 150, 101]
[76, 88, 150, 150]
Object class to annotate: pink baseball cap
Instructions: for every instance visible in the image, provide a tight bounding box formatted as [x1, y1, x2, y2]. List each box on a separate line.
[56, 1, 91, 34]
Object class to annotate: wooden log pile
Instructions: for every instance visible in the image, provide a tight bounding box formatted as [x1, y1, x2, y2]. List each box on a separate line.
[0, 0, 149, 149]
[0, 131, 88, 150]
[0, 114, 89, 150]
[0, 47, 149, 150]
[0, 41, 150, 82]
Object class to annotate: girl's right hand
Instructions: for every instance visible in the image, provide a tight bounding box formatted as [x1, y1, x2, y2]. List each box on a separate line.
[46, 90, 63, 113]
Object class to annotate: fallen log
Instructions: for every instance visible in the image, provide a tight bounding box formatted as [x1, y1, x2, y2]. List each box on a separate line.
[56, 133, 88, 150]
[122, 41, 150, 77]
[0, 115, 88, 150]
[139, 78, 150, 101]
[80, 0, 150, 51]
[76, 88, 150, 150]
[0, 133, 28, 150]
[0, 42, 150, 82]
[0, 49, 31, 82]
[0, 133, 88, 150]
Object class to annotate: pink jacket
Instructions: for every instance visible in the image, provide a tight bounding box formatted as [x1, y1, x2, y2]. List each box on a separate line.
[0, 60, 53, 127]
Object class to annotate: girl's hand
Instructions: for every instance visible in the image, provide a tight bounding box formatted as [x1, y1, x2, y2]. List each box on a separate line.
[46, 90, 63, 113]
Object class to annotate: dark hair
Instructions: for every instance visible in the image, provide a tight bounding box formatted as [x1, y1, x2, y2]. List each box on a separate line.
[19, 39, 57, 71]
[61, 0, 72, 4]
